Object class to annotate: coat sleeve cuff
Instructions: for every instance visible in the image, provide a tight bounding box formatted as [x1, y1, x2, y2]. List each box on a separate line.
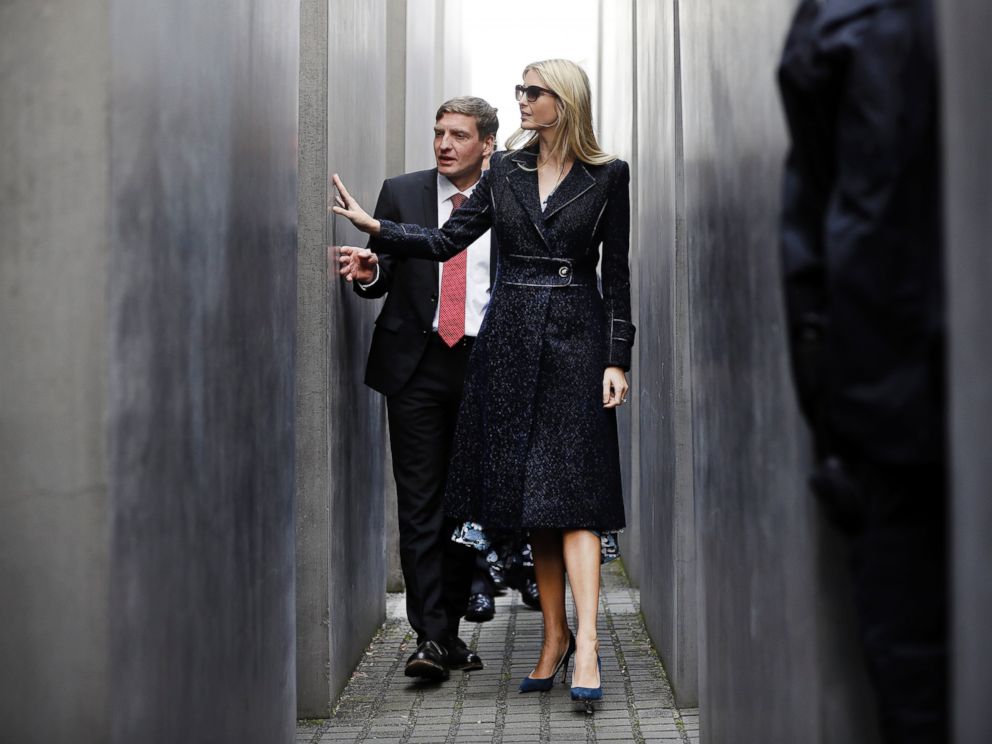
[607, 317, 636, 370]
[377, 219, 403, 243]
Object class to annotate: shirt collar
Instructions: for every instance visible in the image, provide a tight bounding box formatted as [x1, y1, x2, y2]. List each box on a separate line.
[437, 172, 480, 203]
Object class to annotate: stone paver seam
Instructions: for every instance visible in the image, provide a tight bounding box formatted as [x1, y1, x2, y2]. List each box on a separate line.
[398, 685, 426, 744]
[489, 592, 520, 744]
[443, 618, 484, 743]
[622, 580, 693, 744]
[304, 618, 407, 743]
[353, 625, 415, 743]
[538, 679, 552, 743]
[600, 592, 645, 744]
[303, 722, 327, 744]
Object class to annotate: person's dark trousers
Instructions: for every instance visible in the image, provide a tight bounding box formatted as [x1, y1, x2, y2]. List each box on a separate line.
[470, 552, 496, 597]
[814, 457, 948, 744]
[387, 333, 476, 647]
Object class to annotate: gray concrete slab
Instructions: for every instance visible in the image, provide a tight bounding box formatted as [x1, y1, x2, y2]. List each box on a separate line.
[0, 1, 111, 740]
[2, 0, 299, 741]
[938, 1, 992, 741]
[676, 1, 882, 741]
[296, 0, 396, 716]
[106, 1, 299, 740]
[629, 0, 700, 708]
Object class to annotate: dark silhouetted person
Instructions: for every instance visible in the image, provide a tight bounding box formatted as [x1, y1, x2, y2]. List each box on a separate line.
[778, 1, 946, 742]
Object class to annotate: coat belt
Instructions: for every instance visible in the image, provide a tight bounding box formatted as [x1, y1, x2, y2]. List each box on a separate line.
[497, 254, 597, 288]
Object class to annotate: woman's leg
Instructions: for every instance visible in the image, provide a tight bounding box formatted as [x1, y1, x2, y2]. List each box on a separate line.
[529, 528, 571, 678]
[562, 529, 602, 688]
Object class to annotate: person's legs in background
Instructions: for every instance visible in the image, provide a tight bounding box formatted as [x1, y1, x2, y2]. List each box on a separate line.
[847, 463, 948, 744]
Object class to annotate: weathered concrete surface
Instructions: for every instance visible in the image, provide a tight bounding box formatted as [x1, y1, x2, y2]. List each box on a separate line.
[2, 1, 299, 742]
[628, 0, 701, 708]
[0, 2, 111, 741]
[939, 1, 992, 741]
[598, 0, 642, 596]
[106, 1, 299, 741]
[296, 0, 334, 718]
[677, 1, 881, 740]
[383, 0, 408, 594]
[296, 0, 392, 717]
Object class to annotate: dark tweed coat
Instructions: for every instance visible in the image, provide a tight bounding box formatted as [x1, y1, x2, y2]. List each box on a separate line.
[370, 146, 634, 531]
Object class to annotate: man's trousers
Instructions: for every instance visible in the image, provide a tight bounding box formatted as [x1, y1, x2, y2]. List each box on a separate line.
[386, 333, 476, 646]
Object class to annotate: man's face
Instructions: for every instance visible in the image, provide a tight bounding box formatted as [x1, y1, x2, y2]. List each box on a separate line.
[433, 112, 492, 184]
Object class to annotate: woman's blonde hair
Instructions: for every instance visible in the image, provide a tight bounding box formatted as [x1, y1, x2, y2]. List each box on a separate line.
[505, 58, 616, 166]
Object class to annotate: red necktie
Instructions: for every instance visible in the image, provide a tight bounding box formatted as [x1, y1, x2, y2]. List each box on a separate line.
[438, 192, 468, 347]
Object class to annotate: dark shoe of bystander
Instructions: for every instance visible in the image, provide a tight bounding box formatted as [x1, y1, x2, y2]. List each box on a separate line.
[465, 592, 496, 622]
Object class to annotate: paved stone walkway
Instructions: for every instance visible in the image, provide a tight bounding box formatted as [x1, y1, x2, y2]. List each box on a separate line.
[297, 562, 699, 744]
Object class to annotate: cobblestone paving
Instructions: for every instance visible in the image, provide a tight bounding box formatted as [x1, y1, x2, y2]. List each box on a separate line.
[298, 562, 700, 744]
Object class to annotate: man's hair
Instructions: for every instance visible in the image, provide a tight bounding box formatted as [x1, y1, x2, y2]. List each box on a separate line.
[435, 96, 499, 140]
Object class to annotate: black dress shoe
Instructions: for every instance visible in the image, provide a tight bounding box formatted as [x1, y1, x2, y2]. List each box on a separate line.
[446, 637, 484, 671]
[404, 640, 450, 680]
[488, 561, 508, 591]
[519, 578, 541, 610]
[464, 592, 496, 622]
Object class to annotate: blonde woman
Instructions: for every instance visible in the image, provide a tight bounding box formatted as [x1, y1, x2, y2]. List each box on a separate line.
[334, 59, 633, 710]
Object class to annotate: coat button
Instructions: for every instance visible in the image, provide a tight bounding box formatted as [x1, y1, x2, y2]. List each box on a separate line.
[558, 265, 570, 277]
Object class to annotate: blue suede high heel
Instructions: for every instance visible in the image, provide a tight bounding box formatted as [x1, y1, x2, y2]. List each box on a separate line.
[518, 631, 576, 693]
[570, 654, 603, 712]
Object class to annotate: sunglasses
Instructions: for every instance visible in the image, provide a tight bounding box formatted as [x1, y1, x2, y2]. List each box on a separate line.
[514, 84, 558, 103]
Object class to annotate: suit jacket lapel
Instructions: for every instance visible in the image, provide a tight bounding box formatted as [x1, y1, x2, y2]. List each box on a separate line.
[422, 170, 439, 283]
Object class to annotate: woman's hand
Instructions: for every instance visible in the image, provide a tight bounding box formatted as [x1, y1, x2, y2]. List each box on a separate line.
[330, 174, 381, 236]
[333, 245, 379, 283]
[602, 366, 629, 409]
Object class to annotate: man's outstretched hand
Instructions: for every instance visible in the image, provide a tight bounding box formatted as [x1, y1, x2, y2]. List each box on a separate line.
[332, 244, 379, 283]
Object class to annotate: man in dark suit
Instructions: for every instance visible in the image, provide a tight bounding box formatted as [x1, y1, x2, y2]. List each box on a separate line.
[340, 97, 498, 680]
[778, 2, 947, 741]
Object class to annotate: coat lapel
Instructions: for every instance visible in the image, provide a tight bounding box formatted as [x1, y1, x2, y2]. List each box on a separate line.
[423, 170, 439, 282]
[542, 162, 597, 221]
[505, 150, 550, 248]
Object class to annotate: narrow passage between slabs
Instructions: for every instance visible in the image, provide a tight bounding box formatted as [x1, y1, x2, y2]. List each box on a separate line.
[298, 562, 700, 744]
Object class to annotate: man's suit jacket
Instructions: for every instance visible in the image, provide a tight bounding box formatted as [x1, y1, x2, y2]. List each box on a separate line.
[354, 167, 496, 396]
